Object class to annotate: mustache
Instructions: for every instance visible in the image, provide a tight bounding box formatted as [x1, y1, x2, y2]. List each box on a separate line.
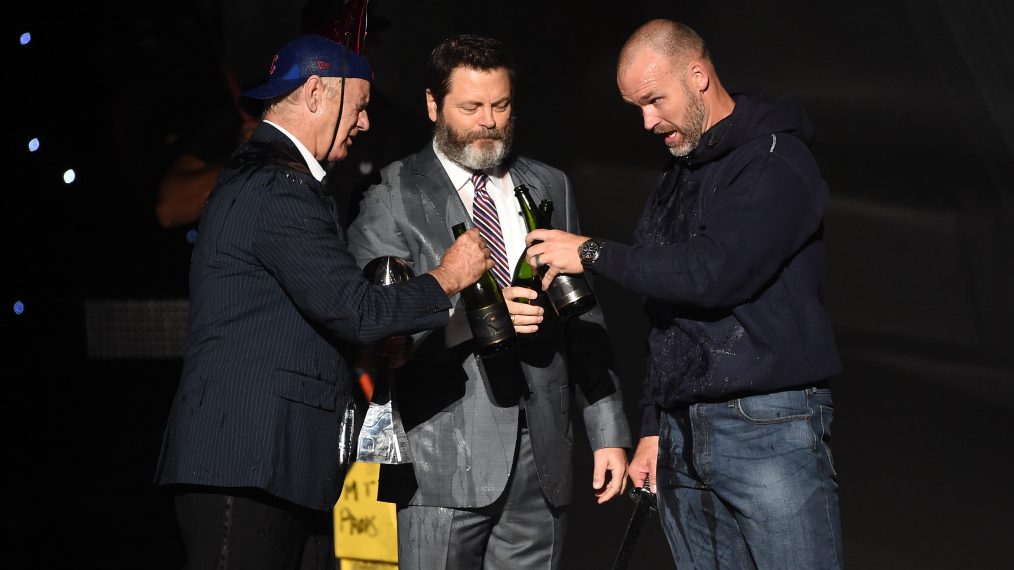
[652, 122, 678, 135]
[461, 127, 506, 142]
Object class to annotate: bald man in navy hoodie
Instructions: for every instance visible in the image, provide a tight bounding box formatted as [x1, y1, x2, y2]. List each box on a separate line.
[527, 19, 843, 570]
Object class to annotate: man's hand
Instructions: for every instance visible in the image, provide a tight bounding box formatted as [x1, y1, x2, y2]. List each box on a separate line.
[524, 229, 588, 290]
[430, 228, 493, 296]
[628, 436, 659, 493]
[503, 286, 543, 334]
[353, 335, 408, 382]
[592, 447, 629, 504]
[374, 336, 408, 368]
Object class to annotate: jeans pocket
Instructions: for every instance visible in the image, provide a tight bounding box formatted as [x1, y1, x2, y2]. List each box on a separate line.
[818, 403, 838, 478]
[733, 389, 812, 424]
[656, 413, 690, 489]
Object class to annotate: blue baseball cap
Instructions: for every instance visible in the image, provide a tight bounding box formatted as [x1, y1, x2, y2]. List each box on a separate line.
[241, 34, 373, 103]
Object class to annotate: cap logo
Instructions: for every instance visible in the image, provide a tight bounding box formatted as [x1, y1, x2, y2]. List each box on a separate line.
[316, 59, 332, 71]
[268, 54, 279, 75]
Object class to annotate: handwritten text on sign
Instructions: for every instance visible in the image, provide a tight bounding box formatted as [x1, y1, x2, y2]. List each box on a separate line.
[334, 462, 398, 564]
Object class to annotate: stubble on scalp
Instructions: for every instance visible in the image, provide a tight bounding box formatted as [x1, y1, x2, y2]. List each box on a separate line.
[618, 19, 709, 76]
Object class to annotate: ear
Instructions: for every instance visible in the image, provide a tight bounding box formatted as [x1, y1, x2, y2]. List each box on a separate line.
[425, 89, 438, 123]
[687, 61, 710, 94]
[304, 75, 325, 113]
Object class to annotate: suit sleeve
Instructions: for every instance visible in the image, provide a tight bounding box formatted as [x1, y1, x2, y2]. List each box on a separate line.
[346, 176, 451, 356]
[594, 148, 827, 309]
[346, 178, 414, 269]
[555, 171, 632, 451]
[252, 176, 450, 345]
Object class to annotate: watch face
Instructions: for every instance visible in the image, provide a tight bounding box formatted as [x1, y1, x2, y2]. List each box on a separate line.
[580, 239, 600, 263]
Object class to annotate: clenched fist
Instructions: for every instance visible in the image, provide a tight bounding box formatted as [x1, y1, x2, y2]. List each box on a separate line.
[430, 228, 494, 296]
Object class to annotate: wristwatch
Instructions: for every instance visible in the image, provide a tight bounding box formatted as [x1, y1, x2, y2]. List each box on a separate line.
[578, 238, 605, 272]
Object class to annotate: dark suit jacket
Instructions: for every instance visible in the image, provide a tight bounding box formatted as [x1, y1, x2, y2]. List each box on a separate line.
[155, 124, 452, 511]
[347, 144, 631, 509]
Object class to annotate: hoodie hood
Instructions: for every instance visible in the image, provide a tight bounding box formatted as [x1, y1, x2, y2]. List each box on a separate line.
[685, 93, 815, 167]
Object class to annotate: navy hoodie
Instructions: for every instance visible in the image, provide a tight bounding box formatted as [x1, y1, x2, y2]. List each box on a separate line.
[594, 93, 842, 436]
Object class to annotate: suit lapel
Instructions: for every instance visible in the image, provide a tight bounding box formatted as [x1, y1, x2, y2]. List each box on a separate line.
[410, 146, 472, 252]
[507, 158, 549, 205]
[407, 150, 557, 257]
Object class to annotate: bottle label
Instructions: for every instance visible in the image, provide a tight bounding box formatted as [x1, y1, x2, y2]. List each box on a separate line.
[547, 275, 595, 315]
[466, 305, 516, 347]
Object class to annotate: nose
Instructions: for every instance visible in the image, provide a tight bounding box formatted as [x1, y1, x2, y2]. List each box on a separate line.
[641, 106, 659, 132]
[477, 106, 496, 129]
[358, 110, 370, 133]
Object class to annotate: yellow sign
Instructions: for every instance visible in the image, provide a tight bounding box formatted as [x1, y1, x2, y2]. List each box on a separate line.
[334, 462, 399, 565]
[340, 560, 397, 570]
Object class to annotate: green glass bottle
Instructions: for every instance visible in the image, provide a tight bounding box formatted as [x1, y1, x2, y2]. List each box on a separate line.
[451, 223, 518, 356]
[511, 186, 542, 303]
[516, 187, 598, 318]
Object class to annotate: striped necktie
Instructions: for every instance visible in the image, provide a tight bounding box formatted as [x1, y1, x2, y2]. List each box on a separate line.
[470, 173, 511, 288]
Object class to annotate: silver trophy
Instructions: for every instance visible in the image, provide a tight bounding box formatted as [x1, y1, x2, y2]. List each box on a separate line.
[355, 256, 414, 464]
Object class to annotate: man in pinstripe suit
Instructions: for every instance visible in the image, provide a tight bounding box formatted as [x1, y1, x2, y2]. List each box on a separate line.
[347, 35, 631, 569]
[154, 35, 492, 570]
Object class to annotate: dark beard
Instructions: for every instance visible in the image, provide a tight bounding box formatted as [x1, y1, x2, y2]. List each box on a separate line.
[434, 113, 515, 171]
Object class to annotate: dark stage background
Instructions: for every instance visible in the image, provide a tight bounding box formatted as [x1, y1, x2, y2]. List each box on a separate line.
[6, 1, 1013, 568]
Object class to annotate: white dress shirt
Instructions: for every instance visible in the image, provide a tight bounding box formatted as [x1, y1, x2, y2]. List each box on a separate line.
[263, 120, 328, 182]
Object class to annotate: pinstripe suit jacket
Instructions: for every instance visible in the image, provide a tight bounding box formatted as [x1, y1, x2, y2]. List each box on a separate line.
[155, 124, 452, 511]
[347, 144, 631, 509]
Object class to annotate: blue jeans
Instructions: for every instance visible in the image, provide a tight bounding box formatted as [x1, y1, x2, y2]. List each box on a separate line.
[656, 386, 842, 569]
